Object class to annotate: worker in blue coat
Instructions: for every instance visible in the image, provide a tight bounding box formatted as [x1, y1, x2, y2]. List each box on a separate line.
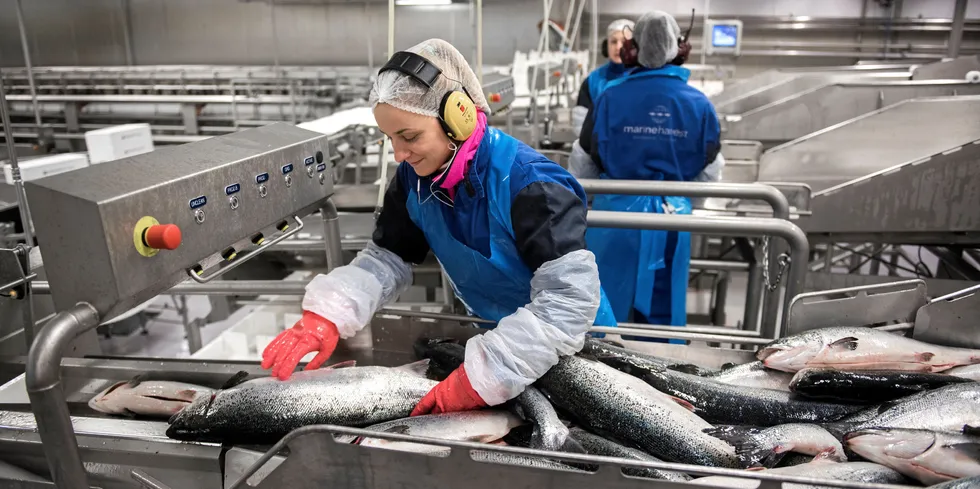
[263, 39, 616, 413]
[571, 18, 635, 137]
[570, 11, 725, 339]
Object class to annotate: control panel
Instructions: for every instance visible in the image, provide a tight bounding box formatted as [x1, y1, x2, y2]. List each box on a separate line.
[482, 73, 516, 114]
[704, 19, 743, 56]
[27, 123, 334, 320]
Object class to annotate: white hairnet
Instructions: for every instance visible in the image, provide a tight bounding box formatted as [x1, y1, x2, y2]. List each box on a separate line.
[370, 38, 491, 118]
[606, 18, 635, 39]
[633, 10, 681, 69]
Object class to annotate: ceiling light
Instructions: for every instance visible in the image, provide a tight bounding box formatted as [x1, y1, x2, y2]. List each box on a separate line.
[395, 0, 452, 5]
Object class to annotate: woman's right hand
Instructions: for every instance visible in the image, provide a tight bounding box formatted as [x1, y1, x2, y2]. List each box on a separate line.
[261, 311, 340, 380]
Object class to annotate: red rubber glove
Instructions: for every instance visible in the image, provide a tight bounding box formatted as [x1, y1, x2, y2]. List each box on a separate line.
[411, 366, 487, 416]
[261, 311, 339, 380]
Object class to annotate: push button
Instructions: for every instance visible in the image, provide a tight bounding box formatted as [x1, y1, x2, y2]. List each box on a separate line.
[143, 224, 182, 250]
[221, 247, 238, 261]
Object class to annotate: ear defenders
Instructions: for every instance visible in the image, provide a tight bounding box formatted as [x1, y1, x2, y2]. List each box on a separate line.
[620, 30, 640, 68]
[379, 51, 477, 141]
[601, 40, 608, 58]
[439, 90, 477, 142]
[671, 9, 697, 66]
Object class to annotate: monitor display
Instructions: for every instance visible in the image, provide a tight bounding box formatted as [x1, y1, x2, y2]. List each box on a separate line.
[712, 24, 739, 48]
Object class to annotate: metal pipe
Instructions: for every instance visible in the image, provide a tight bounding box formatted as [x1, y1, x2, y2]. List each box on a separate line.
[319, 200, 344, 272]
[177, 295, 202, 353]
[577, 179, 791, 220]
[0, 72, 35, 247]
[388, 0, 395, 59]
[566, 0, 588, 51]
[949, 0, 968, 58]
[120, 0, 135, 66]
[270, 2, 280, 70]
[13, 0, 42, 128]
[930, 282, 980, 303]
[711, 272, 729, 326]
[541, 0, 553, 125]
[811, 243, 876, 271]
[131, 470, 173, 489]
[589, 0, 598, 71]
[591, 326, 773, 345]
[690, 259, 749, 271]
[0, 272, 37, 293]
[587, 211, 809, 335]
[743, 260, 763, 330]
[700, 0, 710, 67]
[476, 0, 483, 86]
[25, 302, 100, 489]
[274, 237, 748, 272]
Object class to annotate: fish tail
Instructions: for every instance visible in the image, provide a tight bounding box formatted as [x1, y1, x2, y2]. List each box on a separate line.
[703, 426, 780, 468]
[667, 364, 705, 375]
[395, 359, 432, 377]
[558, 436, 587, 454]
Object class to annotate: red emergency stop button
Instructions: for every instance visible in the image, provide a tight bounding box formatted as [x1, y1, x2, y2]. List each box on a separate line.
[143, 224, 182, 250]
[489, 93, 502, 103]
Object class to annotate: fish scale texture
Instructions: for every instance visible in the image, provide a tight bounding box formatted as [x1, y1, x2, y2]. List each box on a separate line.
[167, 366, 436, 444]
[538, 355, 739, 468]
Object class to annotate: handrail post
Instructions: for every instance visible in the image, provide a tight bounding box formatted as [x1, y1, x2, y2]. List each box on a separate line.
[25, 302, 101, 489]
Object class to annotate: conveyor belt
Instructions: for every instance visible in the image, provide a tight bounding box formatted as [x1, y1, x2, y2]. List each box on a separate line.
[724, 80, 980, 143]
[758, 95, 980, 193]
[803, 139, 980, 244]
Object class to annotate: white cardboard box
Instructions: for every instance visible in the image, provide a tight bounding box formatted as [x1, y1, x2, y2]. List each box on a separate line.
[3, 153, 89, 185]
[84, 123, 154, 164]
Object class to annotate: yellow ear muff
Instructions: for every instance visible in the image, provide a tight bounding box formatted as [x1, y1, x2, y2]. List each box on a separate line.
[439, 90, 477, 141]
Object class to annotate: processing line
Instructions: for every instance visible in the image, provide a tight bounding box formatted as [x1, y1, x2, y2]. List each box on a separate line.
[713, 57, 980, 159]
[0, 124, 898, 488]
[708, 63, 917, 109]
[0, 125, 975, 487]
[0, 65, 516, 155]
[0, 73, 971, 488]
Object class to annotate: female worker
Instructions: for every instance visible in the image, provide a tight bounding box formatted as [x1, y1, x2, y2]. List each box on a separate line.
[571, 18, 635, 137]
[262, 39, 615, 415]
[570, 11, 724, 334]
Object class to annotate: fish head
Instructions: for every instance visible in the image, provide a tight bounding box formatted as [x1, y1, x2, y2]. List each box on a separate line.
[165, 391, 216, 440]
[845, 428, 936, 460]
[757, 337, 824, 372]
[87, 381, 130, 414]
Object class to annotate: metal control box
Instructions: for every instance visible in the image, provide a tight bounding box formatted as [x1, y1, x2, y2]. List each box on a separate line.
[27, 123, 334, 320]
[482, 73, 515, 113]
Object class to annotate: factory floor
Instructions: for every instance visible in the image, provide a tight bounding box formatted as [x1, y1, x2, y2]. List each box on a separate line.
[99, 272, 752, 359]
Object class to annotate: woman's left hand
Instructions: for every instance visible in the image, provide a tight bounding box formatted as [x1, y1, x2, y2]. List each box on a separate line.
[411, 366, 487, 416]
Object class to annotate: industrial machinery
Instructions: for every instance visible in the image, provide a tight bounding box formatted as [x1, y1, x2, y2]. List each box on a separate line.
[0, 65, 375, 150]
[715, 57, 980, 147]
[712, 59, 980, 301]
[0, 125, 826, 486]
[0, 51, 975, 489]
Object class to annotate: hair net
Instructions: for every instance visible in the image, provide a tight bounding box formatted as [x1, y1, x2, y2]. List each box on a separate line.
[370, 38, 491, 118]
[633, 11, 681, 69]
[606, 18, 635, 39]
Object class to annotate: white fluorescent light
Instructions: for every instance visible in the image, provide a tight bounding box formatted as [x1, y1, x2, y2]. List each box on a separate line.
[396, 0, 452, 5]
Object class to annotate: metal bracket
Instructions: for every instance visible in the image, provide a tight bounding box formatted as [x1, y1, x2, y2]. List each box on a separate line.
[786, 279, 928, 336]
[187, 216, 305, 283]
[227, 424, 900, 489]
[912, 283, 980, 349]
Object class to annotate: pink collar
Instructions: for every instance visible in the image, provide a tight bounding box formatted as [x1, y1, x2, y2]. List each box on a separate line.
[437, 110, 487, 200]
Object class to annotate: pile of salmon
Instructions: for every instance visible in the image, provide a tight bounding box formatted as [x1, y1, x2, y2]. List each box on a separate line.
[89, 326, 980, 488]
